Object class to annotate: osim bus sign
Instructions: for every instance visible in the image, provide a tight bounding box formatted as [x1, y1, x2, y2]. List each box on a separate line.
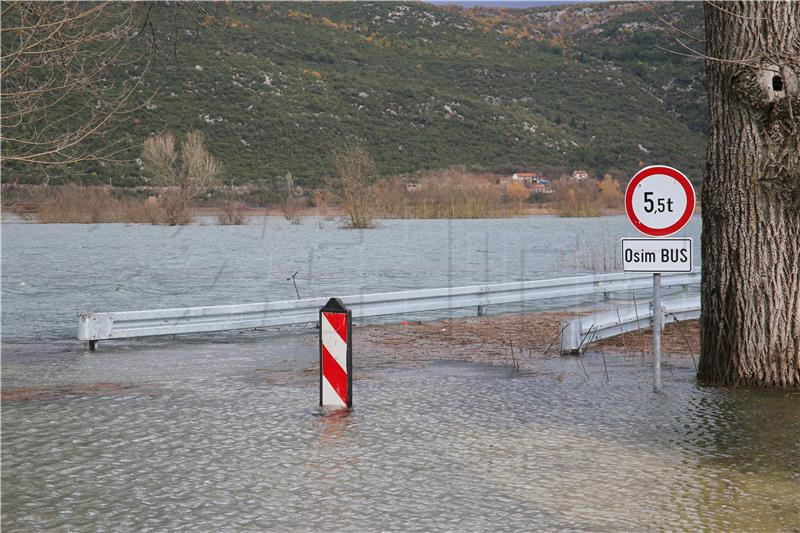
[622, 238, 692, 273]
[621, 165, 695, 393]
[622, 165, 695, 273]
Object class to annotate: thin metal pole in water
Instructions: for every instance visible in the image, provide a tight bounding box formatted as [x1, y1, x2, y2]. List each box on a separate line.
[652, 273, 662, 393]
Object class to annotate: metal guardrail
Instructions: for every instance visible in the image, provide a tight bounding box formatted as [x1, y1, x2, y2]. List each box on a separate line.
[559, 295, 701, 354]
[78, 270, 700, 347]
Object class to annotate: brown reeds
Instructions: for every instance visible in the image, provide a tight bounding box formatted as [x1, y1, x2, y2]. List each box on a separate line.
[552, 178, 602, 217]
[33, 184, 165, 223]
[369, 167, 518, 219]
[217, 201, 247, 225]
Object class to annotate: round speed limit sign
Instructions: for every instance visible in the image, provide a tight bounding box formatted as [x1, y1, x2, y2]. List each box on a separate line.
[625, 165, 695, 237]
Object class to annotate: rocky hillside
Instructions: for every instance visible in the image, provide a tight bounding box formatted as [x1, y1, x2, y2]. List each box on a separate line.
[4, 1, 707, 188]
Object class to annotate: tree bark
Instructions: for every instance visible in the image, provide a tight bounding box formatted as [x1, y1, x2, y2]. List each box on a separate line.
[700, 1, 800, 387]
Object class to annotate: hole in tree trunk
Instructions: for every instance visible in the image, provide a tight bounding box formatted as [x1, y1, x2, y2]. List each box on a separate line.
[772, 75, 783, 91]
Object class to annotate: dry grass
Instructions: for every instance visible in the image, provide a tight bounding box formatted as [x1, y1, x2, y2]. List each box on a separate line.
[33, 184, 166, 223]
[280, 172, 303, 224]
[356, 311, 580, 369]
[217, 201, 247, 225]
[19, 185, 243, 225]
[370, 167, 521, 219]
[598, 174, 623, 209]
[593, 319, 700, 358]
[122, 196, 165, 224]
[557, 230, 623, 272]
[552, 178, 602, 217]
[281, 197, 302, 224]
[356, 313, 700, 371]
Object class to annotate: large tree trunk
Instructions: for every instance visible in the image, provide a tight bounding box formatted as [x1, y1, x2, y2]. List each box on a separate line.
[700, 1, 800, 387]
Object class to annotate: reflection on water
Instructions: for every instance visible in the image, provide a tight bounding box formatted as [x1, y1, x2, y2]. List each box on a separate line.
[3, 216, 798, 530]
[2, 342, 798, 531]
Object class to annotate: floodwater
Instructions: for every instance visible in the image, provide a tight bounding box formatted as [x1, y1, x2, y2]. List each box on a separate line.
[3, 216, 799, 531]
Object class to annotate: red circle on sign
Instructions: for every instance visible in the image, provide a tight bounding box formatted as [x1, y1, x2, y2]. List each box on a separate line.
[624, 165, 695, 237]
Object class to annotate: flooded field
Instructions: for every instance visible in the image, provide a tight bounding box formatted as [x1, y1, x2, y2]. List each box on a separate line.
[3, 216, 799, 530]
[1, 215, 700, 348]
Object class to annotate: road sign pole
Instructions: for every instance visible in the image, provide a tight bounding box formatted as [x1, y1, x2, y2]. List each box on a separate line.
[623, 165, 696, 394]
[652, 273, 662, 393]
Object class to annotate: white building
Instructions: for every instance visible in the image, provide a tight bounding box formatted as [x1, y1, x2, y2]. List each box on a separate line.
[570, 170, 590, 181]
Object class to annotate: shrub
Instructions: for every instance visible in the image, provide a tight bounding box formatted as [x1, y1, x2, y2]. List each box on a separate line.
[598, 174, 623, 208]
[122, 196, 165, 224]
[142, 131, 221, 225]
[329, 144, 375, 228]
[367, 167, 513, 219]
[280, 172, 302, 224]
[552, 178, 602, 217]
[34, 184, 129, 223]
[33, 185, 167, 223]
[505, 180, 530, 213]
[217, 201, 247, 225]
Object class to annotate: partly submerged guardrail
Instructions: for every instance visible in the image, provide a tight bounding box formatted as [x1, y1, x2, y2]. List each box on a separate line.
[78, 270, 700, 349]
[559, 295, 701, 354]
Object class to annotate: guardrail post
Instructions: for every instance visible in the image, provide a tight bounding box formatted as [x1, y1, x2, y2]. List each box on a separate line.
[560, 319, 581, 354]
[320, 298, 353, 408]
[477, 287, 489, 316]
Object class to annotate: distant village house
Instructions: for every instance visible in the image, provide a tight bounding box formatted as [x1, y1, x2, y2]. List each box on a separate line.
[512, 172, 549, 185]
[570, 170, 590, 181]
[530, 182, 553, 194]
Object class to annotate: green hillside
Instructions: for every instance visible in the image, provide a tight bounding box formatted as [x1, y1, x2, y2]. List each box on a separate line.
[2, 1, 707, 189]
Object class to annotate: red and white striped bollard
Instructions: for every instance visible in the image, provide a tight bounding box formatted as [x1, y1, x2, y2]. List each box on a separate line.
[319, 298, 352, 408]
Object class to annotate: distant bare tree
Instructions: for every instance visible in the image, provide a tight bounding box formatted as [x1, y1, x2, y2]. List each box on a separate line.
[329, 144, 375, 229]
[142, 131, 220, 225]
[280, 172, 302, 224]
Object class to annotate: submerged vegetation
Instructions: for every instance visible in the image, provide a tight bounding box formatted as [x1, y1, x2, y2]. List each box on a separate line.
[373, 168, 518, 219]
[17, 185, 160, 224]
[4, 164, 628, 224]
[329, 144, 377, 229]
[141, 131, 221, 225]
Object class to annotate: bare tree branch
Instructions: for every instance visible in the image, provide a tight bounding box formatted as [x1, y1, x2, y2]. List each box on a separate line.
[0, 2, 152, 170]
[639, 1, 703, 43]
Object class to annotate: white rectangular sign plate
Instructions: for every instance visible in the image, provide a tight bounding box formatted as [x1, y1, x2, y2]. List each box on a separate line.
[622, 238, 693, 273]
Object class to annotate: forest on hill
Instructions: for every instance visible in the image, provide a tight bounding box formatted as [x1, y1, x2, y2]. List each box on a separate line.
[2, 1, 707, 191]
